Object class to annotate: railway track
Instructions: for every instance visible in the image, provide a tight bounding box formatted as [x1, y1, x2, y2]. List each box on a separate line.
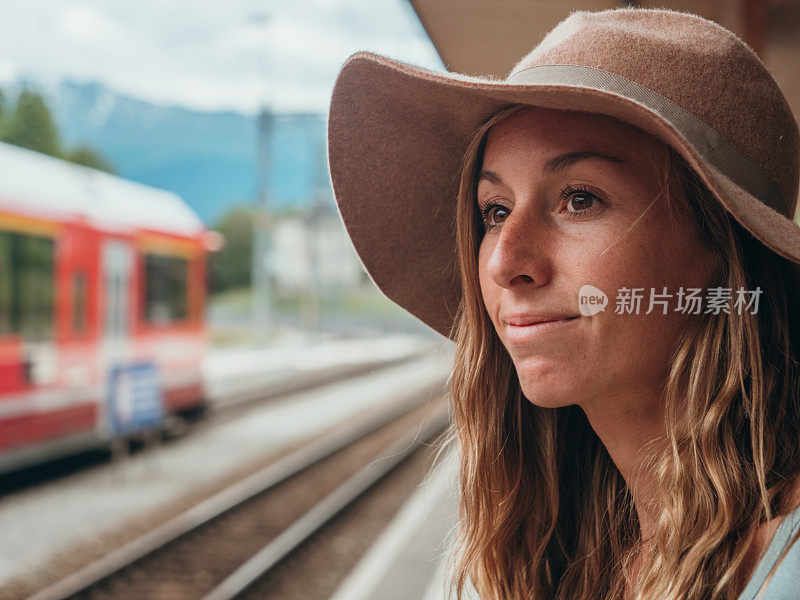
[24, 391, 450, 600]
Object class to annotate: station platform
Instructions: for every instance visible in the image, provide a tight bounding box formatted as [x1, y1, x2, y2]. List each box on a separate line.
[204, 331, 438, 408]
[329, 451, 464, 600]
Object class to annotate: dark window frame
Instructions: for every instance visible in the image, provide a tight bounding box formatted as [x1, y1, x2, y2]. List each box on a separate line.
[142, 253, 189, 325]
[0, 229, 55, 342]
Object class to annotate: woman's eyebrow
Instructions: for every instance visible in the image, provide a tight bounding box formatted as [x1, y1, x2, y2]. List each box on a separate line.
[478, 170, 505, 185]
[543, 150, 626, 175]
[478, 150, 626, 185]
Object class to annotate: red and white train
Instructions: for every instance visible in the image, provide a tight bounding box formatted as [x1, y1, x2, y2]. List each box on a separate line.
[0, 141, 217, 473]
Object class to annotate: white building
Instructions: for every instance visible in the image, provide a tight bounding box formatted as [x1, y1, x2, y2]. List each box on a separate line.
[269, 200, 370, 297]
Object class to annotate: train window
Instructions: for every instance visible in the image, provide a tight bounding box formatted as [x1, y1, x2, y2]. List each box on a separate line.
[0, 230, 55, 341]
[73, 272, 87, 332]
[143, 253, 188, 324]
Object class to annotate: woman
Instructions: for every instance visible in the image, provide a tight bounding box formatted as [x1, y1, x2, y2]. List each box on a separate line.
[327, 7, 800, 600]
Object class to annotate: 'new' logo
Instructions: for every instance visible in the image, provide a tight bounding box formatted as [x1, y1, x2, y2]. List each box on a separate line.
[579, 285, 607, 316]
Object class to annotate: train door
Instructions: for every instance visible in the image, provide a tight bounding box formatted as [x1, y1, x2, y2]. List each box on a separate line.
[103, 240, 133, 349]
[102, 240, 163, 436]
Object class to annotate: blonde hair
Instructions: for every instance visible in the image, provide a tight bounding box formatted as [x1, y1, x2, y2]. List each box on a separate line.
[442, 104, 800, 600]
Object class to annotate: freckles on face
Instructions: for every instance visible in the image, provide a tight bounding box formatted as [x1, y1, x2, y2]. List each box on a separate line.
[476, 107, 720, 408]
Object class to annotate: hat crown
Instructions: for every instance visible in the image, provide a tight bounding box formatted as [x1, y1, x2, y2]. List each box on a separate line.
[509, 8, 799, 218]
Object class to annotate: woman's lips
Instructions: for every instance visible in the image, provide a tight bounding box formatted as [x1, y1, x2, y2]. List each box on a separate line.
[504, 316, 580, 344]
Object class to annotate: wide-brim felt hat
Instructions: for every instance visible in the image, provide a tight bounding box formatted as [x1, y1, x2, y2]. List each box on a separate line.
[326, 7, 800, 340]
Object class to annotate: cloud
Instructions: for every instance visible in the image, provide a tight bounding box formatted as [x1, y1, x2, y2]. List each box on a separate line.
[58, 4, 119, 43]
[0, 59, 17, 84]
[0, 0, 442, 113]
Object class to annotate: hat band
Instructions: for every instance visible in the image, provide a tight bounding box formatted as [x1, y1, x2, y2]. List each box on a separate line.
[507, 64, 786, 216]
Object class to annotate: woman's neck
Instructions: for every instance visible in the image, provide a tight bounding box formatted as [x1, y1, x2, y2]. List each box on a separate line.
[579, 390, 667, 541]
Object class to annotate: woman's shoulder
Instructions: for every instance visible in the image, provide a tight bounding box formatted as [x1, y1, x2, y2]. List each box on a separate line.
[736, 501, 800, 600]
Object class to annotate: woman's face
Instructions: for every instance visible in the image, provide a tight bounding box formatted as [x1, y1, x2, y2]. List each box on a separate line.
[477, 107, 720, 411]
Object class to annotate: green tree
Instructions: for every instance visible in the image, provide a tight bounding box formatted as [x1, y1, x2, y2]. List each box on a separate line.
[66, 145, 115, 173]
[2, 89, 61, 157]
[1, 88, 114, 173]
[209, 205, 254, 294]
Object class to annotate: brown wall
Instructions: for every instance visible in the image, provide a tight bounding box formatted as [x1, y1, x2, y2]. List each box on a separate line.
[409, 0, 620, 77]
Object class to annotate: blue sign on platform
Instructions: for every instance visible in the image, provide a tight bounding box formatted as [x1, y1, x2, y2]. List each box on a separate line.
[107, 362, 164, 435]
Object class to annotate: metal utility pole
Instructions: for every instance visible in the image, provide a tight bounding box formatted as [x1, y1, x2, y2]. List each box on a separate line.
[252, 108, 274, 338]
[249, 13, 274, 340]
[304, 115, 331, 333]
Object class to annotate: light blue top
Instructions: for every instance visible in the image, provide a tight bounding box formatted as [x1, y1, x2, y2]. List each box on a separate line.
[737, 502, 800, 599]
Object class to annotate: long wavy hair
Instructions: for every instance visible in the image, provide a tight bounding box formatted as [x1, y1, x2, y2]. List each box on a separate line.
[442, 104, 800, 600]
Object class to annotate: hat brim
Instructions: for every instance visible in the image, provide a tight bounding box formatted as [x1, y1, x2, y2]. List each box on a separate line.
[327, 52, 800, 339]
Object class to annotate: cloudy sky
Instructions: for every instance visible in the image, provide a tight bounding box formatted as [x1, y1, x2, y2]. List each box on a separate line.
[0, 0, 443, 113]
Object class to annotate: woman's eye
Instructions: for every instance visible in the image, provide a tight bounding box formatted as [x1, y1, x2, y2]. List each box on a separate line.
[563, 188, 603, 219]
[479, 203, 508, 230]
[566, 193, 596, 212]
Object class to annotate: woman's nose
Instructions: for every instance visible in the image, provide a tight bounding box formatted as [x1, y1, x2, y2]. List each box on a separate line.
[484, 210, 553, 289]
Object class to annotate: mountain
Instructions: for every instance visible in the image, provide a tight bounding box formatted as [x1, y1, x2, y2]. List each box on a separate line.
[33, 79, 329, 225]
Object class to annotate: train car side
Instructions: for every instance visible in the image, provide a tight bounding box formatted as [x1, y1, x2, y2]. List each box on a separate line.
[0, 142, 210, 473]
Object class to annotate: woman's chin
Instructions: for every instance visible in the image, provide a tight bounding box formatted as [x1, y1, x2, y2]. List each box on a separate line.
[522, 393, 574, 409]
[515, 364, 577, 409]
[519, 382, 575, 409]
